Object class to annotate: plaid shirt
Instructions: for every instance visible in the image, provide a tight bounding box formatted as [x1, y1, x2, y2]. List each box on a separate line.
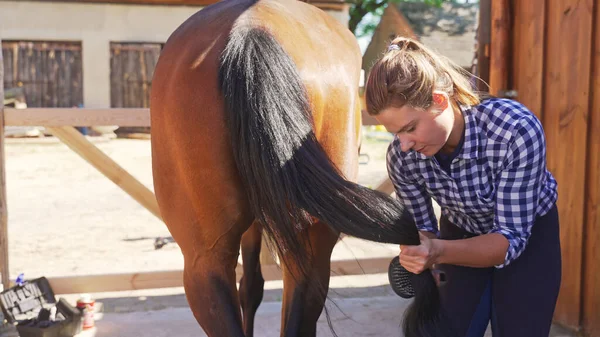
[387, 98, 558, 268]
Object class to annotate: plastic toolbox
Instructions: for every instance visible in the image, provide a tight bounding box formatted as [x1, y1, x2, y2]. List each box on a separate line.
[0, 277, 82, 337]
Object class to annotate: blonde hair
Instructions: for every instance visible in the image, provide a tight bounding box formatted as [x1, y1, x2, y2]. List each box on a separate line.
[365, 37, 480, 115]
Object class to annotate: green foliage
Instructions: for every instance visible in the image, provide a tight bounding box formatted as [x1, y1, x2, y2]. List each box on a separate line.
[348, 0, 457, 37]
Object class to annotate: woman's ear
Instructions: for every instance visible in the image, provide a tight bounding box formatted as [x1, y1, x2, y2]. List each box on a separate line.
[432, 92, 449, 111]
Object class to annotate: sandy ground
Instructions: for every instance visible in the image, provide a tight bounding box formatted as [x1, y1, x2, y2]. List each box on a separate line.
[4, 131, 393, 280]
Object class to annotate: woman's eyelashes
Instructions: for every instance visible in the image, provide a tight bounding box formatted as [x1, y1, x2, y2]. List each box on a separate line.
[400, 124, 416, 134]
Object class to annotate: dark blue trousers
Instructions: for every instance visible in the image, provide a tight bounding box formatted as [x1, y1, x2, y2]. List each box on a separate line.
[435, 205, 562, 337]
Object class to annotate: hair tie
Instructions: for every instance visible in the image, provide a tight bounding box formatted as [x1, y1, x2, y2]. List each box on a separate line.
[387, 44, 400, 52]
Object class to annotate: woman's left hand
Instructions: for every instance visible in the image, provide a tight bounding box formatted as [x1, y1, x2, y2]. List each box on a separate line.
[399, 232, 440, 274]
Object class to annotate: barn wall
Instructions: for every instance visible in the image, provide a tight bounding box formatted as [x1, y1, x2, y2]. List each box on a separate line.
[510, 0, 598, 334]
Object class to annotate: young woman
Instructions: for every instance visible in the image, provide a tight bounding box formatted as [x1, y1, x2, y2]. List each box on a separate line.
[365, 37, 561, 337]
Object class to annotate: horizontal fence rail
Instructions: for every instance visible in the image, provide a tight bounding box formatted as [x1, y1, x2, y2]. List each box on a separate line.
[4, 108, 381, 127]
[47, 256, 394, 295]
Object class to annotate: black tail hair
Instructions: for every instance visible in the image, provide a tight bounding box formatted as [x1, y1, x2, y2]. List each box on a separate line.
[218, 25, 455, 337]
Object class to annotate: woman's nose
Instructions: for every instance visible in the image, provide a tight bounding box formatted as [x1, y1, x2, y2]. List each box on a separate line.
[398, 136, 415, 152]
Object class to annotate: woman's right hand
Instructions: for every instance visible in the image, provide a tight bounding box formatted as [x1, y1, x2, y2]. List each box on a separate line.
[399, 232, 440, 274]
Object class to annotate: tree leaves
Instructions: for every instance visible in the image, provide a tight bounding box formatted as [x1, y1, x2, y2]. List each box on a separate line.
[348, 0, 461, 37]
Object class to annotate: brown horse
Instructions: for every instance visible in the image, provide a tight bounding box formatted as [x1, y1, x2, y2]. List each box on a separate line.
[150, 0, 454, 336]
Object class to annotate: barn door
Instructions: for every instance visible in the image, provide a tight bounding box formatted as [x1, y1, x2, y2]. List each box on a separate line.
[1, 41, 83, 108]
[110, 42, 162, 135]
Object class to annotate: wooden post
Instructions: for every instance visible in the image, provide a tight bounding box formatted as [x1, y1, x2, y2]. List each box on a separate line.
[583, 3, 600, 335]
[0, 38, 10, 290]
[477, 0, 491, 92]
[511, 0, 545, 119]
[544, 0, 593, 329]
[489, 0, 511, 96]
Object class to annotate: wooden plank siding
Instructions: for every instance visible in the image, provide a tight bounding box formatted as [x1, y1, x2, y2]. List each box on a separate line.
[110, 42, 161, 134]
[508, 0, 600, 333]
[510, 0, 545, 120]
[583, 1, 600, 336]
[476, 0, 491, 92]
[1, 41, 83, 108]
[488, 0, 510, 97]
[110, 43, 161, 109]
[543, 0, 594, 330]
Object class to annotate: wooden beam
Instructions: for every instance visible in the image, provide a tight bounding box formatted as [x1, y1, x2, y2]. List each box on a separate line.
[46, 256, 393, 294]
[20, 0, 347, 10]
[47, 270, 186, 294]
[0, 38, 10, 290]
[544, 0, 594, 329]
[511, 0, 545, 120]
[328, 256, 392, 277]
[582, 1, 600, 335]
[489, 0, 511, 96]
[21, 0, 226, 6]
[5, 107, 381, 128]
[4, 108, 150, 127]
[45, 126, 162, 221]
[476, 0, 491, 92]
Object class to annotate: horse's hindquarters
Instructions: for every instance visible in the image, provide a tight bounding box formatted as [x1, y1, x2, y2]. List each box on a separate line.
[253, 0, 363, 180]
[150, 4, 256, 335]
[150, 1, 364, 336]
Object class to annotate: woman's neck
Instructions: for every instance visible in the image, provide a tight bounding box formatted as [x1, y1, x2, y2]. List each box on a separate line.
[440, 101, 465, 154]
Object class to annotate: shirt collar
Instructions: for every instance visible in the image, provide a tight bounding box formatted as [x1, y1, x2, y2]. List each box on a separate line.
[456, 105, 479, 160]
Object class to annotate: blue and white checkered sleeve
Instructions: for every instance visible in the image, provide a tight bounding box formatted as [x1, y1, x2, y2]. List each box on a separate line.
[386, 142, 438, 235]
[491, 117, 547, 268]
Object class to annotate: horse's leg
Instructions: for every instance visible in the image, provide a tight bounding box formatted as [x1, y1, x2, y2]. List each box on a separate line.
[280, 222, 339, 337]
[160, 195, 253, 337]
[179, 222, 247, 337]
[239, 221, 265, 337]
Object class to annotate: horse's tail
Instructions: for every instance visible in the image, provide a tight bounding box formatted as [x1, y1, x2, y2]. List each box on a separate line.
[218, 26, 454, 337]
